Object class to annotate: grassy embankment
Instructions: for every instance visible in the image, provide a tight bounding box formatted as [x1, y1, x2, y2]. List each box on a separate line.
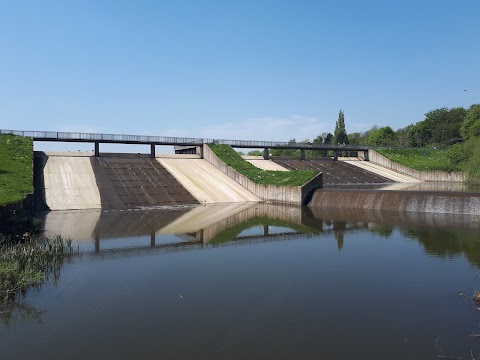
[375, 148, 457, 172]
[0, 134, 74, 313]
[0, 134, 33, 205]
[208, 144, 318, 186]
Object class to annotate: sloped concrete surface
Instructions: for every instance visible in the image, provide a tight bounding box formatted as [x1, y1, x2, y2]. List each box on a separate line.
[42, 155, 102, 210]
[341, 158, 421, 182]
[158, 158, 261, 203]
[243, 156, 289, 171]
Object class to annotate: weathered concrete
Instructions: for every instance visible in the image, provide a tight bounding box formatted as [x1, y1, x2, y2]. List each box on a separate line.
[309, 189, 480, 215]
[340, 158, 421, 182]
[272, 157, 391, 185]
[35, 152, 200, 210]
[157, 158, 261, 203]
[41, 154, 102, 210]
[204, 145, 323, 205]
[242, 156, 289, 171]
[369, 149, 465, 182]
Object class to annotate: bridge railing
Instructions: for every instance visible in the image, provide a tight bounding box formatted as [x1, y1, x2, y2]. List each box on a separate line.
[0, 129, 369, 150]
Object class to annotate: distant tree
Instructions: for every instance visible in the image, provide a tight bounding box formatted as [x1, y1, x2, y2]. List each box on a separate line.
[348, 132, 362, 145]
[236, 151, 245, 156]
[247, 150, 263, 156]
[310, 135, 324, 157]
[271, 138, 299, 157]
[367, 126, 395, 146]
[394, 126, 410, 147]
[333, 110, 349, 145]
[407, 122, 431, 147]
[460, 104, 480, 139]
[323, 132, 334, 157]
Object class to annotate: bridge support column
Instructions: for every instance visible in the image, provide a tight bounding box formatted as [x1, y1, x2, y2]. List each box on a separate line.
[198, 146, 204, 159]
[94, 142, 99, 157]
[333, 150, 339, 161]
[300, 149, 305, 160]
[150, 144, 156, 158]
[364, 149, 369, 161]
[263, 148, 269, 160]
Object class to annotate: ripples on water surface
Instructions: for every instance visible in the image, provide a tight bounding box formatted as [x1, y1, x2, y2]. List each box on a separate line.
[1, 204, 480, 360]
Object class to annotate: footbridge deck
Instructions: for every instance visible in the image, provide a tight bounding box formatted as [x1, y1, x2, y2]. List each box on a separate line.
[1, 129, 370, 159]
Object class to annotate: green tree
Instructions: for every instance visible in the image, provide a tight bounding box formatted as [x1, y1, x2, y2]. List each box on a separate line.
[271, 139, 299, 157]
[246, 150, 263, 156]
[348, 132, 362, 145]
[367, 126, 395, 146]
[460, 104, 480, 139]
[333, 109, 349, 145]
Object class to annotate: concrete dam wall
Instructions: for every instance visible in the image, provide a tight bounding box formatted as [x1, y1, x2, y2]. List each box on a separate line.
[309, 189, 480, 215]
[35, 152, 199, 210]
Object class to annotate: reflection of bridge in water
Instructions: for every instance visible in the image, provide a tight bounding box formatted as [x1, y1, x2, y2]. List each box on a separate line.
[42, 203, 368, 255]
[41, 201, 480, 258]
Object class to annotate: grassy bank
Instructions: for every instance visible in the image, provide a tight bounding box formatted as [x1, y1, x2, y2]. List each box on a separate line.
[375, 148, 456, 171]
[0, 134, 33, 205]
[0, 234, 74, 307]
[208, 144, 318, 186]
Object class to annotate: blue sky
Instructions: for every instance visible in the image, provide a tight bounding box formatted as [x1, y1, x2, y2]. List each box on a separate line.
[1, 0, 479, 150]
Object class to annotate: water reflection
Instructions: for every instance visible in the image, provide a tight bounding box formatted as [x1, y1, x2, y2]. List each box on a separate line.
[2, 204, 480, 359]
[40, 204, 480, 269]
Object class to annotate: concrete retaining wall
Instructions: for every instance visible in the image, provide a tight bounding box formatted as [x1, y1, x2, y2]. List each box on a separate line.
[368, 149, 465, 182]
[203, 145, 323, 205]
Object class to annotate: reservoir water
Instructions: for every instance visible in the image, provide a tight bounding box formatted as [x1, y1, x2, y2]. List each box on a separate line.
[1, 203, 480, 359]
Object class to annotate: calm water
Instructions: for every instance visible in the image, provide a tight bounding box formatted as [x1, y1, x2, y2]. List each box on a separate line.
[1, 204, 480, 360]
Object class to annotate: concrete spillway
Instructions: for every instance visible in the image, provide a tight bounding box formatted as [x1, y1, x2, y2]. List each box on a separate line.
[34, 152, 199, 210]
[34, 152, 259, 211]
[309, 189, 480, 215]
[158, 158, 260, 203]
[272, 157, 392, 185]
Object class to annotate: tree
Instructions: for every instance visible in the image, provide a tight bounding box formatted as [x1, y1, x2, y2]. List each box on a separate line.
[247, 150, 263, 156]
[367, 126, 395, 146]
[333, 109, 349, 145]
[460, 104, 480, 139]
[271, 139, 299, 157]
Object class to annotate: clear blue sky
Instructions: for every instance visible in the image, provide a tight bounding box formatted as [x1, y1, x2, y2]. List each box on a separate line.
[1, 0, 479, 146]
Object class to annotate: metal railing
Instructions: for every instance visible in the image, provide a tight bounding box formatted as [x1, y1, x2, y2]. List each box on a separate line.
[0, 129, 370, 150]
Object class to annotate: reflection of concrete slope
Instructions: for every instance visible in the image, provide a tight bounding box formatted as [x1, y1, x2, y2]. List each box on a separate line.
[159, 203, 255, 235]
[161, 203, 313, 243]
[43, 209, 101, 241]
[43, 207, 194, 242]
[158, 158, 260, 203]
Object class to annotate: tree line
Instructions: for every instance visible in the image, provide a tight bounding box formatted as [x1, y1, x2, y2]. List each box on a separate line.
[241, 104, 479, 156]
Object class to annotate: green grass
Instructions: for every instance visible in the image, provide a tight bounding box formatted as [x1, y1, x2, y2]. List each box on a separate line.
[209, 217, 318, 244]
[376, 148, 456, 171]
[0, 234, 74, 310]
[208, 144, 318, 186]
[0, 134, 33, 205]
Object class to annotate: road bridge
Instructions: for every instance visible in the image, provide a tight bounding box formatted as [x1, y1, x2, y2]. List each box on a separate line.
[0, 129, 370, 160]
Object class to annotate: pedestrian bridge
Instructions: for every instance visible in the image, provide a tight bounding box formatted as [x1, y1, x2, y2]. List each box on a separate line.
[0, 129, 370, 160]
